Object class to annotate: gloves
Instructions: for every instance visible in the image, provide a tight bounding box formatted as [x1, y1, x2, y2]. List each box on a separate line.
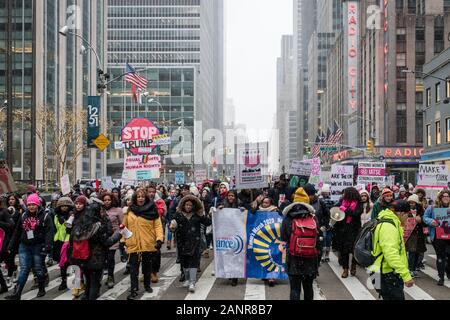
[155, 240, 163, 250]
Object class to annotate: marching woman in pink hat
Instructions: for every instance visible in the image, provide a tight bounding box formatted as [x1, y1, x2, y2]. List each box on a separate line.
[5, 194, 53, 300]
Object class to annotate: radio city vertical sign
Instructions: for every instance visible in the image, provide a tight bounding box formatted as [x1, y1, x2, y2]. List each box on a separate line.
[344, 1, 359, 114]
[87, 96, 101, 148]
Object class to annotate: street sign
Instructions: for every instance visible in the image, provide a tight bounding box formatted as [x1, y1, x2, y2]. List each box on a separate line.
[320, 146, 338, 151]
[93, 134, 110, 152]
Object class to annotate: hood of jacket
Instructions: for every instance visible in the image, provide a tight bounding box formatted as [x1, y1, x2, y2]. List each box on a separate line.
[282, 202, 315, 218]
[258, 205, 279, 212]
[130, 200, 159, 221]
[177, 195, 204, 216]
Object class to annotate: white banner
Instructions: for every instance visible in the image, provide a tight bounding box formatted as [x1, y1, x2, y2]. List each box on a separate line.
[331, 165, 354, 193]
[289, 160, 312, 176]
[213, 209, 247, 279]
[235, 142, 268, 189]
[417, 164, 450, 188]
[61, 174, 71, 195]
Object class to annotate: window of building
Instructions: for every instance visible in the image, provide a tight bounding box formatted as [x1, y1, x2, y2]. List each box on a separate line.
[407, 0, 416, 13]
[396, 104, 407, 143]
[446, 78, 450, 98]
[426, 124, 431, 146]
[416, 106, 423, 143]
[436, 82, 441, 103]
[436, 121, 441, 144]
[447, 118, 450, 143]
[396, 53, 406, 67]
[426, 88, 431, 107]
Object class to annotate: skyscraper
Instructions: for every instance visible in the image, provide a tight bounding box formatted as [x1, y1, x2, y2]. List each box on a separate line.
[107, 0, 224, 180]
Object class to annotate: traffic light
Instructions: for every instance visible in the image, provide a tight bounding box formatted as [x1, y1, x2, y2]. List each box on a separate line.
[367, 138, 374, 153]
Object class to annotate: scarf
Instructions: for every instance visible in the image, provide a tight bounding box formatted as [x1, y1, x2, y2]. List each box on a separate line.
[340, 200, 358, 224]
[130, 201, 159, 221]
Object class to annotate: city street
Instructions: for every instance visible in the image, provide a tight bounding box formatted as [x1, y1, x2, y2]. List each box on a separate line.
[2, 245, 448, 301]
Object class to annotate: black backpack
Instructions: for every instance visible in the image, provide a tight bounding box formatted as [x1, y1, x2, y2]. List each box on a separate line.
[354, 218, 395, 268]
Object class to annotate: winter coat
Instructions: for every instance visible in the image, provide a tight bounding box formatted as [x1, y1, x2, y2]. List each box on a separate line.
[369, 208, 412, 283]
[70, 204, 121, 270]
[332, 200, 363, 254]
[405, 207, 427, 253]
[371, 198, 393, 219]
[423, 205, 450, 242]
[310, 198, 330, 229]
[124, 200, 164, 254]
[238, 192, 253, 211]
[8, 207, 53, 253]
[0, 208, 14, 256]
[105, 207, 123, 250]
[172, 195, 211, 256]
[281, 202, 319, 277]
[361, 202, 373, 226]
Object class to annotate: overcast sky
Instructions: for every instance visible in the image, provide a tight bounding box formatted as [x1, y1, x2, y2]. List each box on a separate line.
[226, 0, 293, 141]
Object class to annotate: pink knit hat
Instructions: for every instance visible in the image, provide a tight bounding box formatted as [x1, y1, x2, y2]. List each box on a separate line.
[26, 193, 41, 206]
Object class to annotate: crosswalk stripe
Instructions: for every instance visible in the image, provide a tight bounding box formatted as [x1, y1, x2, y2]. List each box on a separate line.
[140, 264, 179, 300]
[428, 254, 436, 260]
[185, 260, 216, 300]
[404, 285, 435, 300]
[98, 258, 170, 300]
[327, 253, 375, 300]
[313, 280, 326, 300]
[22, 276, 62, 300]
[420, 265, 450, 288]
[244, 279, 265, 300]
[53, 263, 127, 300]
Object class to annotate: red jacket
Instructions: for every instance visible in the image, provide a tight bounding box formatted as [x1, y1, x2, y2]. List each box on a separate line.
[155, 199, 167, 218]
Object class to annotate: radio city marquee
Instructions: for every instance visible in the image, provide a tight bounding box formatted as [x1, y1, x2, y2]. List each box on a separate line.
[333, 147, 424, 162]
[346, 1, 359, 113]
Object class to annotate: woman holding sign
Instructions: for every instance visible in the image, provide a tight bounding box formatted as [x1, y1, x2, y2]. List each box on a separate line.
[423, 189, 450, 286]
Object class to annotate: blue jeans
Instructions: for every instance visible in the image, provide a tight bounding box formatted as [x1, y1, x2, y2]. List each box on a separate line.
[17, 243, 45, 286]
[408, 252, 419, 272]
[323, 230, 332, 248]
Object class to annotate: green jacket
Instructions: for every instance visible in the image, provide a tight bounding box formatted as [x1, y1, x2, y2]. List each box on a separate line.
[370, 208, 412, 283]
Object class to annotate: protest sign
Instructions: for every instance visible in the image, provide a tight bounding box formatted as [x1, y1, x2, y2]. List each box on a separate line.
[357, 162, 385, 185]
[290, 160, 312, 176]
[331, 165, 353, 193]
[101, 176, 115, 190]
[235, 143, 268, 189]
[417, 164, 449, 188]
[403, 215, 417, 243]
[434, 208, 450, 240]
[195, 169, 207, 184]
[61, 174, 71, 195]
[175, 171, 185, 185]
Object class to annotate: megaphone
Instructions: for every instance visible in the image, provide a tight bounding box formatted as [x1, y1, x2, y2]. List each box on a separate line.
[65, 215, 75, 228]
[66, 265, 82, 290]
[329, 207, 345, 226]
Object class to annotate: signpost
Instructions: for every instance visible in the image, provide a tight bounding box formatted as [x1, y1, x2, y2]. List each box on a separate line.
[93, 134, 110, 152]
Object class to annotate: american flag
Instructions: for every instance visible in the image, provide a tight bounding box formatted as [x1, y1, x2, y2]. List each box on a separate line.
[311, 135, 321, 158]
[330, 120, 343, 144]
[125, 63, 148, 103]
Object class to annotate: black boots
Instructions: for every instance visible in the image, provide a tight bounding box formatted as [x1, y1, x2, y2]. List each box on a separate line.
[37, 280, 46, 298]
[5, 284, 23, 300]
[58, 278, 68, 291]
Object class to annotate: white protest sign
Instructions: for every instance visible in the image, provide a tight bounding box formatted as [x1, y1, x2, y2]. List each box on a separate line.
[61, 174, 71, 195]
[357, 162, 386, 185]
[331, 165, 354, 193]
[235, 142, 268, 189]
[304, 158, 322, 188]
[101, 176, 115, 190]
[290, 160, 312, 176]
[195, 169, 207, 184]
[417, 164, 450, 188]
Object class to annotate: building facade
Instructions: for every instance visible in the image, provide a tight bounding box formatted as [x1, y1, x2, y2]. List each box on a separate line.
[107, 0, 224, 181]
[421, 46, 450, 166]
[0, 0, 107, 182]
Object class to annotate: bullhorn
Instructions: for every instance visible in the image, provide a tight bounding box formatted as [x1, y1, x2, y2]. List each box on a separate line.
[329, 207, 345, 226]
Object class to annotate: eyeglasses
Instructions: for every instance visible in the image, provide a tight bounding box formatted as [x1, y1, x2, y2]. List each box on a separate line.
[442, 195, 450, 198]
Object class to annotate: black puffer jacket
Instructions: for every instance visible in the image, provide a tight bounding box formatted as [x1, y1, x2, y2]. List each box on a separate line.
[8, 207, 53, 253]
[281, 202, 319, 277]
[0, 208, 14, 256]
[70, 203, 121, 270]
[332, 200, 363, 254]
[173, 195, 211, 256]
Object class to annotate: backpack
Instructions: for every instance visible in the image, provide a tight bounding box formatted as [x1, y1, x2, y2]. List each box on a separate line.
[71, 240, 90, 260]
[289, 215, 318, 257]
[353, 218, 395, 268]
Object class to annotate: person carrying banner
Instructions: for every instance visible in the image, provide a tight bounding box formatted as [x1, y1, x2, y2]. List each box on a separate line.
[405, 194, 426, 278]
[370, 200, 415, 300]
[170, 195, 211, 293]
[371, 187, 394, 219]
[281, 194, 319, 300]
[333, 187, 363, 278]
[423, 189, 450, 286]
